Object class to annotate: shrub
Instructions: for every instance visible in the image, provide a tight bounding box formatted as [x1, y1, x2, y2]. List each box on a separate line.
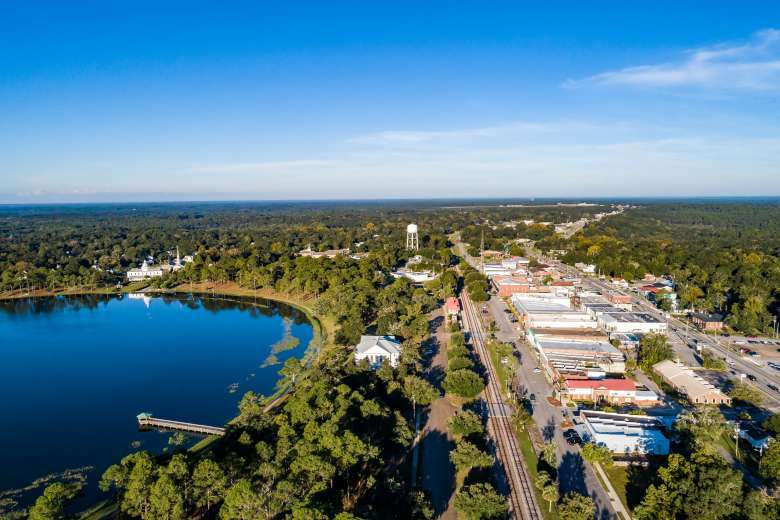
[442, 369, 485, 399]
[448, 357, 474, 371]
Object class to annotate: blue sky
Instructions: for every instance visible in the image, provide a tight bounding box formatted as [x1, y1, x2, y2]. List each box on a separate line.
[1, 1, 779, 202]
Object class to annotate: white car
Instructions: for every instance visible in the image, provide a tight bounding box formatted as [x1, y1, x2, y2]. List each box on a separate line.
[533, 368, 542, 374]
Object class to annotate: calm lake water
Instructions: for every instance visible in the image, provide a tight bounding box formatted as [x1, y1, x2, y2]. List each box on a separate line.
[0, 293, 313, 512]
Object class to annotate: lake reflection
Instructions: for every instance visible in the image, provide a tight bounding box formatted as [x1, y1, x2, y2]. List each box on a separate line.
[0, 293, 312, 512]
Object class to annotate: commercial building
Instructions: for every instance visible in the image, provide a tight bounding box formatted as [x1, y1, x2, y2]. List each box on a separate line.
[653, 360, 732, 405]
[582, 303, 625, 318]
[607, 292, 633, 310]
[492, 276, 532, 297]
[354, 335, 401, 368]
[577, 410, 670, 455]
[527, 329, 625, 377]
[691, 312, 726, 332]
[515, 302, 598, 330]
[559, 379, 659, 406]
[598, 312, 667, 334]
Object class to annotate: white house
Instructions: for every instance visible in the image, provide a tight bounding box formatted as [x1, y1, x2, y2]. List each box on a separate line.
[126, 260, 164, 281]
[354, 335, 401, 368]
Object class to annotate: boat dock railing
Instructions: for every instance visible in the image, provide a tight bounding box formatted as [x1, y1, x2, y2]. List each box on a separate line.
[136, 413, 226, 436]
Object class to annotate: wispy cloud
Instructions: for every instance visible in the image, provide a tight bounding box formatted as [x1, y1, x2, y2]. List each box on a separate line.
[187, 159, 341, 174]
[347, 121, 609, 146]
[565, 28, 780, 91]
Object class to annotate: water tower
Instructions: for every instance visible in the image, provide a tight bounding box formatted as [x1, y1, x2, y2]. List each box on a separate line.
[406, 223, 419, 251]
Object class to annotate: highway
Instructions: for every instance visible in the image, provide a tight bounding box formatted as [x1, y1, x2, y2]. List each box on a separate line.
[540, 255, 780, 412]
[461, 289, 543, 520]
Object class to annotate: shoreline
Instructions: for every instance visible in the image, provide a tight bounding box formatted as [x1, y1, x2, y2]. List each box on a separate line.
[2, 282, 335, 519]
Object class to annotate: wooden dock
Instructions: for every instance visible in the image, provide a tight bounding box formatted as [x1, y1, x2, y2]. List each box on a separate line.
[136, 413, 225, 436]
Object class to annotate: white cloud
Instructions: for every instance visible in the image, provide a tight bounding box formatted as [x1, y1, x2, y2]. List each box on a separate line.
[347, 121, 614, 147]
[565, 29, 780, 91]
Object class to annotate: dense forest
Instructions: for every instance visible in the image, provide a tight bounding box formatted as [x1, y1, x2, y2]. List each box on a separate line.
[0, 201, 604, 294]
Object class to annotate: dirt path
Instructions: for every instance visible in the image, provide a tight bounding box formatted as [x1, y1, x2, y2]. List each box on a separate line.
[418, 308, 458, 519]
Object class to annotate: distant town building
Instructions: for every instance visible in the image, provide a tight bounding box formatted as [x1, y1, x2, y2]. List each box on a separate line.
[127, 260, 164, 281]
[577, 410, 670, 455]
[354, 335, 401, 368]
[598, 312, 667, 334]
[298, 247, 350, 259]
[691, 312, 725, 332]
[653, 360, 731, 405]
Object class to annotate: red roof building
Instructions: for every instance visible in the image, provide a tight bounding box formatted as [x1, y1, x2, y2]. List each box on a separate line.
[559, 378, 658, 406]
[445, 297, 461, 316]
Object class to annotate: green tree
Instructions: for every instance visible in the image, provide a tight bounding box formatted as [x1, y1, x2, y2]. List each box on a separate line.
[511, 404, 532, 431]
[634, 452, 744, 520]
[454, 483, 508, 519]
[760, 438, 780, 481]
[581, 443, 613, 468]
[442, 369, 485, 400]
[219, 480, 264, 520]
[677, 406, 728, 456]
[403, 375, 440, 419]
[448, 356, 474, 371]
[558, 493, 596, 520]
[639, 333, 674, 372]
[542, 483, 559, 512]
[28, 482, 82, 520]
[449, 440, 493, 473]
[764, 414, 780, 436]
[193, 459, 228, 510]
[534, 471, 551, 491]
[728, 381, 764, 406]
[448, 410, 484, 438]
[541, 442, 557, 468]
[149, 474, 186, 520]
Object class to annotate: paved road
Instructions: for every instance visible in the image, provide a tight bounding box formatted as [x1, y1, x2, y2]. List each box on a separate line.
[540, 256, 780, 412]
[454, 235, 618, 518]
[461, 291, 543, 520]
[484, 294, 619, 520]
[418, 308, 458, 519]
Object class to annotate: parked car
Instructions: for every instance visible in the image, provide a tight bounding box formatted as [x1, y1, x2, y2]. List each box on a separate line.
[529, 393, 536, 401]
[747, 374, 757, 382]
[563, 429, 582, 445]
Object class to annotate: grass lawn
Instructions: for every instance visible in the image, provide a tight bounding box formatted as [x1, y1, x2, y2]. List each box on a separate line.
[602, 465, 629, 512]
[515, 427, 559, 520]
[487, 342, 517, 400]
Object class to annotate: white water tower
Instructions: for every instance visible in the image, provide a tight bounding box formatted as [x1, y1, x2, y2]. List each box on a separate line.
[406, 223, 419, 251]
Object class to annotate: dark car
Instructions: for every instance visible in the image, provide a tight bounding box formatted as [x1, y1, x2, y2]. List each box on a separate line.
[529, 393, 536, 402]
[769, 384, 779, 392]
[747, 374, 757, 382]
[563, 429, 582, 445]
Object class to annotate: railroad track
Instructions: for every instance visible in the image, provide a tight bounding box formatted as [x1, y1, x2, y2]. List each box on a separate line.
[461, 291, 542, 520]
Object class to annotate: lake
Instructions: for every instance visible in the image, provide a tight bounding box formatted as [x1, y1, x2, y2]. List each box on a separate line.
[0, 293, 314, 513]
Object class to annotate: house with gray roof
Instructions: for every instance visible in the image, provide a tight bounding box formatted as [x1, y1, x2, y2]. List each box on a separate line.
[354, 335, 401, 368]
